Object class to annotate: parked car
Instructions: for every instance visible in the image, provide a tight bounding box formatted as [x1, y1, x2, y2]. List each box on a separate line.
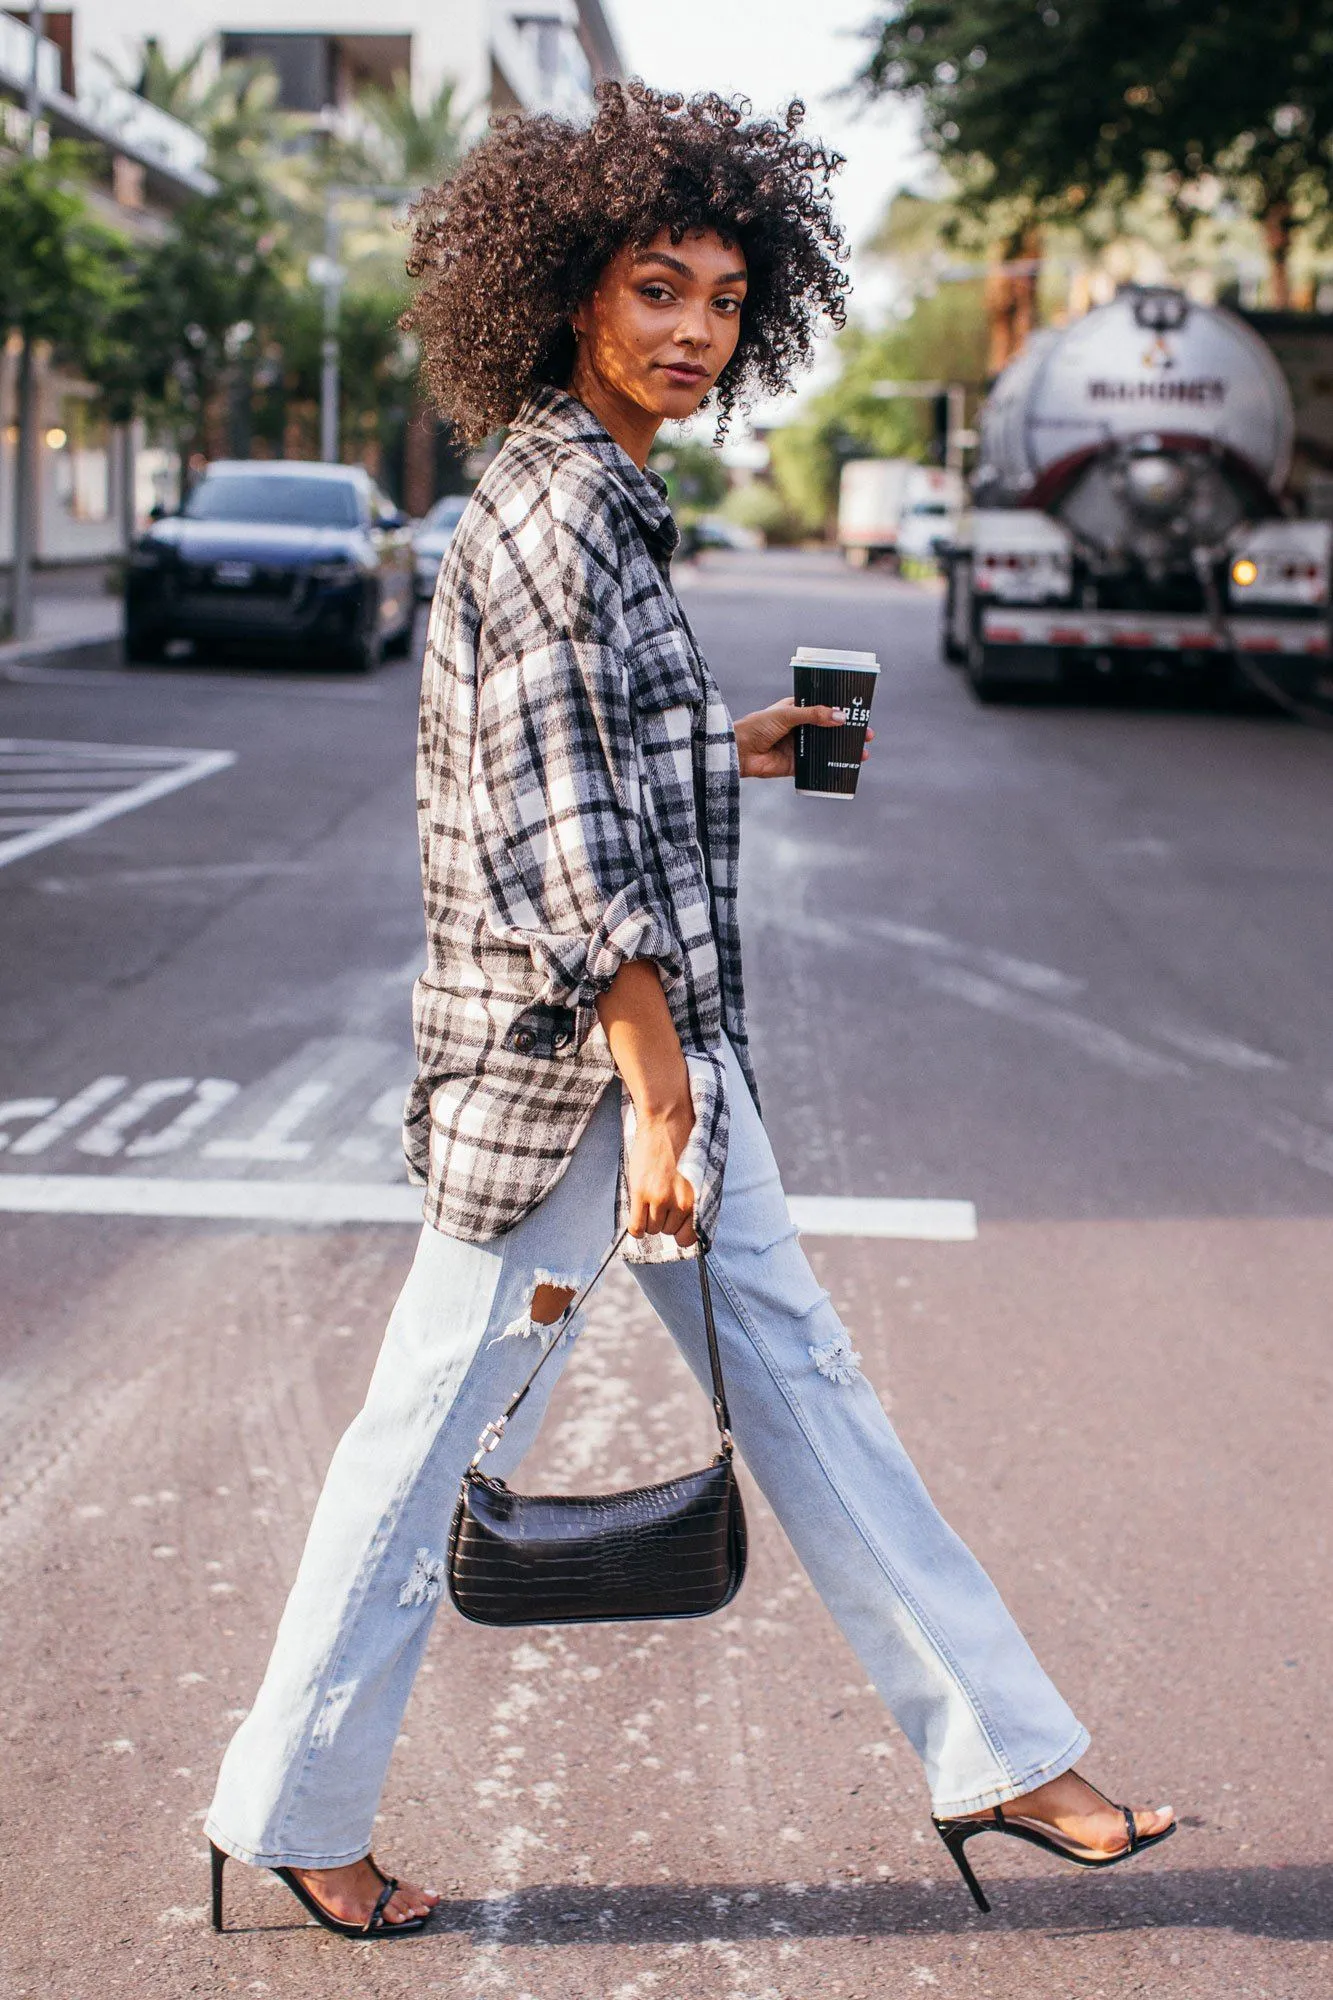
[125, 460, 416, 674]
[411, 493, 470, 599]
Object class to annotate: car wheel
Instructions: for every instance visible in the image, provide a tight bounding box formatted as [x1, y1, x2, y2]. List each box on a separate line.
[383, 610, 414, 659]
[337, 626, 383, 674]
[124, 620, 168, 664]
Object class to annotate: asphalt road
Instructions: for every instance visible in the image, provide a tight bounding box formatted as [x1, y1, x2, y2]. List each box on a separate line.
[1, 550, 1330, 1998]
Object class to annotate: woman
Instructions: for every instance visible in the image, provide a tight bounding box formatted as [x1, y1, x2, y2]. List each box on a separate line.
[205, 83, 1174, 1937]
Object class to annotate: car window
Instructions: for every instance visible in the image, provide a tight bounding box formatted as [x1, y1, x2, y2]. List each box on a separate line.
[421, 496, 468, 531]
[184, 474, 362, 528]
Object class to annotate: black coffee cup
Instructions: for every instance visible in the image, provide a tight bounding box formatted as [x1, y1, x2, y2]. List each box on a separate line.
[792, 647, 879, 798]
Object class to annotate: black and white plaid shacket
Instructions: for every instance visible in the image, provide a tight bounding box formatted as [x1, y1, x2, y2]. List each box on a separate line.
[403, 385, 754, 1259]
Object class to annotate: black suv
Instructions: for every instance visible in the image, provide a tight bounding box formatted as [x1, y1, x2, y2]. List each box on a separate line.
[126, 460, 415, 673]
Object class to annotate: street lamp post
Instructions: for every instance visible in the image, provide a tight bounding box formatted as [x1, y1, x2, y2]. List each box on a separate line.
[8, 0, 46, 642]
[313, 182, 414, 467]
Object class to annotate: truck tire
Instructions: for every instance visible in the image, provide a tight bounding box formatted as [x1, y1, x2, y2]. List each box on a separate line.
[942, 554, 971, 665]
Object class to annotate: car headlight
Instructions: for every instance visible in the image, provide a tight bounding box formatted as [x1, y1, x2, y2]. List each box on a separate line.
[309, 559, 362, 585]
[1231, 557, 1258, 587]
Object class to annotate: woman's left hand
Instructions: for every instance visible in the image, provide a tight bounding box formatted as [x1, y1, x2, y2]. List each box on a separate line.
[733, 698, 874, 780]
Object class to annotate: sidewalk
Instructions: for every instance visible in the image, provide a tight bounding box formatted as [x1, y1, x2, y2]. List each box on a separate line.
[0, 569, 124, 676]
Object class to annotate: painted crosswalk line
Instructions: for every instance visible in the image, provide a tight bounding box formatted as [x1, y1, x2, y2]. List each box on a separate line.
[0, 1174, 976, 1238]
[0, 738, 236, 869]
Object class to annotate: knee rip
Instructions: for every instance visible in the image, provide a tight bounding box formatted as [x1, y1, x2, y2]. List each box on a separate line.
[490, 1269, 582, 1350]
[809, 1329, 863, 1387]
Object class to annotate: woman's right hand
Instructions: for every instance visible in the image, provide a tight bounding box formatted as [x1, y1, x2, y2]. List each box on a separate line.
[626, 1102, 696, 1247]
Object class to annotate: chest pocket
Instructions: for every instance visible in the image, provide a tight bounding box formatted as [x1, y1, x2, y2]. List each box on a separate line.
[629, 624, 703, 714]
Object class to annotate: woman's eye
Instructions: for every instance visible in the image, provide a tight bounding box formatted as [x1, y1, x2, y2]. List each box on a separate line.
[714, 296, 742, 315]
[641, 284, 674, 303]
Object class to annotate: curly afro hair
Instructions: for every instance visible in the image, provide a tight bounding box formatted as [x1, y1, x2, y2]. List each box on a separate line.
[403, 80, 849, 445]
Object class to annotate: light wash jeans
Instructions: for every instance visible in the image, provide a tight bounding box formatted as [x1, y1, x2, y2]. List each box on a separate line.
[206, 1044, 1088, 1868]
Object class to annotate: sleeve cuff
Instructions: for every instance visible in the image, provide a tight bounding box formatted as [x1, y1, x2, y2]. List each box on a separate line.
[529, 882, 684, 1010]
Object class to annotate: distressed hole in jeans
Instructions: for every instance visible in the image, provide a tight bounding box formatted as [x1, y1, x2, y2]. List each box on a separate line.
[399, 1547, 446, 1608]
[490, 1271, 581, 1351]
[809, 1329, 863, 1386]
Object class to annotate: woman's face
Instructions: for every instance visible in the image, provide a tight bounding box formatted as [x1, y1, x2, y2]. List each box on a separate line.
[570, 226, 748, 423]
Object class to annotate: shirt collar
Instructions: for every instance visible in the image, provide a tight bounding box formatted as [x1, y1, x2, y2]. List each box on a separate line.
[511, 383, 678, 554]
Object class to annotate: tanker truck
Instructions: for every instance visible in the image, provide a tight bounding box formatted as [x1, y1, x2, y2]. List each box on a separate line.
[942, 287, 1333, 702]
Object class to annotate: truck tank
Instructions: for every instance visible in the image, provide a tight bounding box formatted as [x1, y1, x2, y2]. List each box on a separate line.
[973, 288, 1295, 580]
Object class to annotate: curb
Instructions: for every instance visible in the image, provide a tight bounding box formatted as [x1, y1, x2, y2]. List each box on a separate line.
[0, 633, 124, 680]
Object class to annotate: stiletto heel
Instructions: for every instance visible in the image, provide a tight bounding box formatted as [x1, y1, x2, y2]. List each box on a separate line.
[210, 1841, 226, 1932]
[931, 1786, 1176, 1915]
[935, 1820, 991, 1912]
[206, 1842, 429, 1938]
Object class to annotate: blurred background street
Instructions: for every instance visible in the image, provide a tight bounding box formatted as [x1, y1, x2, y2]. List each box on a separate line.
[2, 553, 1331, 1997]
[5, 0, 1333, 1993]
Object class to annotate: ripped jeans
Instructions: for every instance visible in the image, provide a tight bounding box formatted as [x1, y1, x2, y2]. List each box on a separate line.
[205, 1043, 1087, 1868]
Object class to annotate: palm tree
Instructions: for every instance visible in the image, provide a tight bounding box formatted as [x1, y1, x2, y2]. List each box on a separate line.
[356, 76, 469, 184]
[100, 36, 283, 164]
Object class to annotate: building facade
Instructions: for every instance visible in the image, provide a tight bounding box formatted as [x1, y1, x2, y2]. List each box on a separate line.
[1, 10, 214, 568]
[2, 3, 623, 565]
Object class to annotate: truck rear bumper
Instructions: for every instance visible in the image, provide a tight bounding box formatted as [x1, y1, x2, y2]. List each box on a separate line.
[980, 606, 1331, 656]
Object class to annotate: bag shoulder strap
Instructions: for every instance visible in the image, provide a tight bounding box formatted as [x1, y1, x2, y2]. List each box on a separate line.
[468, 1228, 732, 1469]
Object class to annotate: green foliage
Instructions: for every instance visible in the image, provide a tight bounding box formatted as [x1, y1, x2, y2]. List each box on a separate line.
[719, 480, 803, 546]
[249, 281, 415, 455]
[856, 1, 1333, 279]
[650, 439, 729, 518]
[354, 76, 468, 184]
[0, 148, 130, 363]
[105, 35, 289, 168]
[768, 283, 989, 531]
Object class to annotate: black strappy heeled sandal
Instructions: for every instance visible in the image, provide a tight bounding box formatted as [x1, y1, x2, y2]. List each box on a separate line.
[932, 1784, 1176, 1914]
[210, 1840, 431, 1937]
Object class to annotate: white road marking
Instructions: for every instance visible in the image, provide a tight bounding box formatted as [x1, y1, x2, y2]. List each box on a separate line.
[922, 965, 1189, 1081]
[6, 1076, 128, 1154]
[1258, 1112, 1333, 1178]
[0, 1176, 978, 1237]
[787, 1196, 976, 1241]
[3, 661, 387, 701]
[778, 903, 1085, 1001]
[203, 1080, 336, 1163]
[0, 1097, 59, 1146]
[76, 1079, 196, 1157]
[1149, 1023, 1285, 1072]
[0, 739, 236, 869]
[36, 861, 310, 895]
[124, 1080, 240, 1158]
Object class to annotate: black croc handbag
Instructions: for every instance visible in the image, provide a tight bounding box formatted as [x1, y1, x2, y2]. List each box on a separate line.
[447, 1229, 747, 1626]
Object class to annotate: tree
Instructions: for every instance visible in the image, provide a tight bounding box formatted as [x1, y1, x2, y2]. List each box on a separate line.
[0, 148, 131, 637]
[123, 175, 289, 484]
[354, 76, 468, 184]
[649, 440, 729, 519]
[856, 0, 1333, 306]
[254, 280, 416, 467]
[767, 281, 990, 534]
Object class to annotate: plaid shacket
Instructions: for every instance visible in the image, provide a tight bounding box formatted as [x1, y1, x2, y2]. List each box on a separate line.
[403, 385, 754, 1260]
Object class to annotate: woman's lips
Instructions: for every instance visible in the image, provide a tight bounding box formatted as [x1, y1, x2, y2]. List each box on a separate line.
[660, 363, 709, 385]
